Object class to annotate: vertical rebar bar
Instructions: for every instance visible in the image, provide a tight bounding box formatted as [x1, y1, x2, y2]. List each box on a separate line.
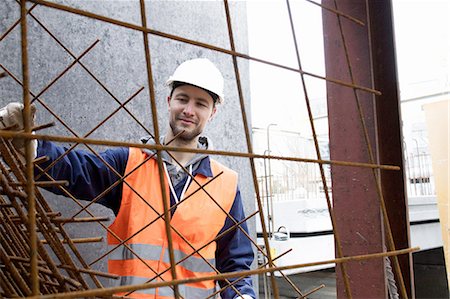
[138, 1, 180, 298]
[285, 0, 353, 297]
[19, 0, 39, 294]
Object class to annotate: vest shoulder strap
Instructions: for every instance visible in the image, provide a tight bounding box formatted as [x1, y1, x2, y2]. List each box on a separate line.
[209, 158, 238, 185]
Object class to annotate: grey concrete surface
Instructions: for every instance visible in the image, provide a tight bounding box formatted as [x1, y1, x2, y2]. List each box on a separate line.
[258, 270, 336, 299]
[1, 0, 256, 291]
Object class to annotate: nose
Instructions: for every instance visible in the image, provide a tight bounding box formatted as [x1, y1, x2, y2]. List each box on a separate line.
[182, 101, 195, 116]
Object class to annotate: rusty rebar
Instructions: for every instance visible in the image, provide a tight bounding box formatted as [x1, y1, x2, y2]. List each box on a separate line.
[27, 247, 420, 299]
[19, 0, 39, 293]
[304, 0, 365, 26]
[0, 137, 112, 294]
[162, 148, 307, 297]
[0, 129, 401, 171]
[0, 1, 417, 298]
[0, 3, 38, 42]
[1, 141, 84, 291]
[29, 39, 100, 104]
[27, 0, 381, 96]
[331, 1, 409, 297]
[223, 0, 281, 297]
[14, 1, 154, 137]
[285, 0, 353, 297]
[34, 86, 144, 180]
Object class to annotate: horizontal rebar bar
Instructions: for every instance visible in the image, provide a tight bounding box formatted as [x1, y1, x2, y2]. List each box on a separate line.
[27, 247, 419, 299]
[31, 122, 56, 132]
[9, 180, 68, 187]
[0, 130, 400, 171]
[52, 216, 110, 223]
[27, 0, 381, 96]
[8, 256, 46, 266]
[40, 237, 103, 244]
[32, 155, 49, 164]
[56, 265, 119, 279]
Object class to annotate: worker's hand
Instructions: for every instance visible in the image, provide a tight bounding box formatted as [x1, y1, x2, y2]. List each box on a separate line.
[0, 102, 37, 158]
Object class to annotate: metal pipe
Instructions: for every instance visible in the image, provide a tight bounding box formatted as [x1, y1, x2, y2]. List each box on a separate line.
[266, 123, 277, 239]
[263, 149, 272, 238]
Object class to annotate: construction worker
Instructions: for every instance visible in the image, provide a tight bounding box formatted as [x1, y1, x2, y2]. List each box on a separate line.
[0, 58, 255, 298]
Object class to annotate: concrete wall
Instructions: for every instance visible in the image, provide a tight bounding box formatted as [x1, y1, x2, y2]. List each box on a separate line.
[0, 0, 255, 289]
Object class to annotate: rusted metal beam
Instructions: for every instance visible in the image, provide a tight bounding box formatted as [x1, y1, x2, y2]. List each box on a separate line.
[323, 0, 412, 298]
[323, 1, 386, 298]
[367, 1, 414, 297]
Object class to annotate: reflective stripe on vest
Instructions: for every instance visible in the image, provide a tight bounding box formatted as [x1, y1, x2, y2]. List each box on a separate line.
[110, 276, 216, 298]
[107, 148, 237, 298]
[107, 243, 216, 273]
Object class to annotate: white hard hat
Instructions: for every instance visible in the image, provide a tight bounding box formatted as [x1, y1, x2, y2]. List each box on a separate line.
[166, 58, 224, 104]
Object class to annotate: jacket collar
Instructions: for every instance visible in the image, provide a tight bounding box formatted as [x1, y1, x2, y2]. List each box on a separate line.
[140, 135, 214, 178]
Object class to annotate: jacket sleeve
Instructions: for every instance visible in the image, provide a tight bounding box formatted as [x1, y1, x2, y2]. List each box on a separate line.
[35, 140, 129, 214]
[216, 187, 256, 299]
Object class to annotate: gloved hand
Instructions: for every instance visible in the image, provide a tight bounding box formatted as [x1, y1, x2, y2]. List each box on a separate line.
[0, 102, 37, 158]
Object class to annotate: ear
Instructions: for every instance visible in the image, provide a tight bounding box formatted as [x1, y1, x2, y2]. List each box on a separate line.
[209, 106, 217, 122]
[167, 96, 171, 111]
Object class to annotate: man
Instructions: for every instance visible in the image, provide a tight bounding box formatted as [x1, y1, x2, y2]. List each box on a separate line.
[0, 58, 255, 298]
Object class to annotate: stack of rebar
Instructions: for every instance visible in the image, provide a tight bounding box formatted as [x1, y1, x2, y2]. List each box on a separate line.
[0, 137, 111, 297]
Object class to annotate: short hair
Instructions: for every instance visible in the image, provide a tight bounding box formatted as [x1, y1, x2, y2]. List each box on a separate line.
[169, 81, 219, 105]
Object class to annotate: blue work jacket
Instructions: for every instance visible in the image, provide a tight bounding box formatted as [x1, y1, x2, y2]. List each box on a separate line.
[36, 140, 255, 299]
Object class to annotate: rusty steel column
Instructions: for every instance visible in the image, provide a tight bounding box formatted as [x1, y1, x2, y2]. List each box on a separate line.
[367, 1, 414, 297]
[323, 2, 384, 298]
[323, 0, 412, 298]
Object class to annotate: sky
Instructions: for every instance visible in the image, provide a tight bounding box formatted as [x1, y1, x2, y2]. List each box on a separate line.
[392, 0, 450, 100]
[246, 0, 326, 137]
[246, 0, 450, 148]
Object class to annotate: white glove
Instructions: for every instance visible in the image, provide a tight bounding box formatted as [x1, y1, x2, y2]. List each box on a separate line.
[0, 102, 37, 158]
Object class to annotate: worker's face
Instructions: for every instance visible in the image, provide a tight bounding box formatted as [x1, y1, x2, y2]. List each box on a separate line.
[168, 85, 217, 142]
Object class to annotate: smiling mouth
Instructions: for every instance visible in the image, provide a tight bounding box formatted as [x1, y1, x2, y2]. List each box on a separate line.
[178, 118, 196, 125]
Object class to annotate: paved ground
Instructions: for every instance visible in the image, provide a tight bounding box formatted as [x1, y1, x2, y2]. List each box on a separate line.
[258, 269, 336, 299]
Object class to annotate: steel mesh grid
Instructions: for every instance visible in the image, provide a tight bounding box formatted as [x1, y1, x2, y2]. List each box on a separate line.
[0, 0, 417, 298]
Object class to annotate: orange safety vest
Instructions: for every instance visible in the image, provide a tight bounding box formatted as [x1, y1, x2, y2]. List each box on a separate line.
[107, 148, 238, 298]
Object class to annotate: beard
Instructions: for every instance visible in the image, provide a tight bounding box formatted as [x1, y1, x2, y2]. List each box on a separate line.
[169, 119, 202, 143]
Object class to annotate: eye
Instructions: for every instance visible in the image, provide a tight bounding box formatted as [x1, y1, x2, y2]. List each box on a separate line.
[196, 100, 209, 108]
[176, 96, 188, 103]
